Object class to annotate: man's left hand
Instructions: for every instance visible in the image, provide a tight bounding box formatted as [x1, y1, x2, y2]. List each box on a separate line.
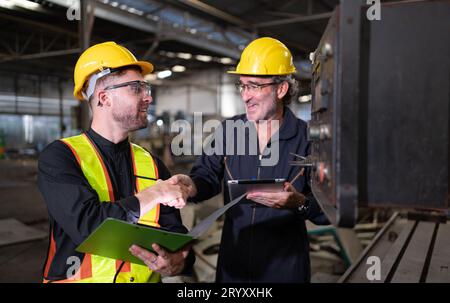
[129, 243, 190, 277]
[246, 182, 306, 209]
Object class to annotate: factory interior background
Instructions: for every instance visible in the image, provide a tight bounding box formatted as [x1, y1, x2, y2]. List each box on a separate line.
[0, 0, 448, 284]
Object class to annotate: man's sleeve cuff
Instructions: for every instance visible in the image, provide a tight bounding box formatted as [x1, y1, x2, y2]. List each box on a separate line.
[119, 196, 140, 223]
[188, 176, 212, 202]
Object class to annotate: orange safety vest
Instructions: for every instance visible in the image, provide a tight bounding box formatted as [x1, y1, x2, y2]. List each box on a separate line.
[43, 133, 161, 283]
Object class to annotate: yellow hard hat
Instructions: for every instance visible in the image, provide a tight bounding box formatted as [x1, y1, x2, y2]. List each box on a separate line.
[73, 41, 153, 101]
[228, 37, 296, 76]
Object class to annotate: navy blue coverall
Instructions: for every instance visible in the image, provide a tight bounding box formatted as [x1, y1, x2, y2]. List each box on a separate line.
[189, 107, 328, 283]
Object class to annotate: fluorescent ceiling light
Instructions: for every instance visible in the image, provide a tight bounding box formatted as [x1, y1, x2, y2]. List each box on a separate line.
[15, 0, 39, 10]
[128, 7, 144, 16]
[165, 52, 176, 58]
[0, 1, 15, 9]
[172, 65, 186, 72]
[147, 14, 159, 21]
[144, 74, 158, 82]
[299, 94, 312, 103]
[177, 53, 192, 60]
[157, 70, 172, 79]
[219, 57, 233, 64]
[1, 0, 40, 10]
[195, 55, 212, 62]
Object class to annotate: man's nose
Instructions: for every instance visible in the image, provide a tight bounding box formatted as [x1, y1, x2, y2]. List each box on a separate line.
[143, 94, 152, 104]
[241, 89, 252, 103]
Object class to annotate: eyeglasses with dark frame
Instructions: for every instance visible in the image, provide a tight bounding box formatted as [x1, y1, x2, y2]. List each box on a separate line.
[235, 81, 280, 94]
[103, 80, 152, 97]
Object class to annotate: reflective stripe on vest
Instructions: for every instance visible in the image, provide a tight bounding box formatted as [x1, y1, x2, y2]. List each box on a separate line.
[45, 133, 161, 283]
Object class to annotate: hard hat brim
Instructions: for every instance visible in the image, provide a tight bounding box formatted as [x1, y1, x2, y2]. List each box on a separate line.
[134, 61, 154, 75]
[226, 70, 296, 76]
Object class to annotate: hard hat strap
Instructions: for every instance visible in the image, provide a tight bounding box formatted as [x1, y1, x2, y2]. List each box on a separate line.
[82, 68, 113, 101]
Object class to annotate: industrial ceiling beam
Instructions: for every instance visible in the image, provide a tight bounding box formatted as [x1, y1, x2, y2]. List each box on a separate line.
[266, 11, 310, 18]
[0, 48, 80, 63]
[46, 0, 242, 59]
[176, 0, 252, 30]
[255, 12, 332, 28]
[0, 12, 79, 38]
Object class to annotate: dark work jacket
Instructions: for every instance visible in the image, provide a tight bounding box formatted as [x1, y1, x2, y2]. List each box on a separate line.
[37, 128, 194, 281]
[189, 107, 328, 283]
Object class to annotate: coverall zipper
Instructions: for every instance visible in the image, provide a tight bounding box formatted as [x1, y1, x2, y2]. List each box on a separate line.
[248, 154, 262, 282]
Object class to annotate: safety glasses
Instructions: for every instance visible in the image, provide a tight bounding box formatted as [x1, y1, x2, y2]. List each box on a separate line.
[104, 80, 151, 97]
[235, 81, 279, 94]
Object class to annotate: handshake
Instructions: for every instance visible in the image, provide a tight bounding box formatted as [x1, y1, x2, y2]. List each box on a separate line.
[135, 174, 197, 217]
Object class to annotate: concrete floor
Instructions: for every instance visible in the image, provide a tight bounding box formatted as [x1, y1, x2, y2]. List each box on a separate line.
[0, 159, 49, 283]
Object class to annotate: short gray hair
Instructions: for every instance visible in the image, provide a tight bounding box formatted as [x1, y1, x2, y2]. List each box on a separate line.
[272, 75, 299, 106]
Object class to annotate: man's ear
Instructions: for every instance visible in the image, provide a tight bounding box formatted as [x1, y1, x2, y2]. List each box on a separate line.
[276, 81, 289, 100]
[96, 90, 111, 107]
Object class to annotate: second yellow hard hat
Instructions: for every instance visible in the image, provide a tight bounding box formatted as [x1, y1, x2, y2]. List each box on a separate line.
[228, 37, 296, 76]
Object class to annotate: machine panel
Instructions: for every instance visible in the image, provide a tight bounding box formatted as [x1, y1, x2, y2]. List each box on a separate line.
[307, 0, 450, 227]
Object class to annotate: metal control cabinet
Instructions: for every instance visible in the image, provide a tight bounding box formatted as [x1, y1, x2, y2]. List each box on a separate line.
[309, 0, 450, 227]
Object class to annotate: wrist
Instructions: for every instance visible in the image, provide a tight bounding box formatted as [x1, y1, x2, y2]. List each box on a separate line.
[135, 191, 153, 204]
[187, 177, 198, 197]
[136, 190, 158, 215]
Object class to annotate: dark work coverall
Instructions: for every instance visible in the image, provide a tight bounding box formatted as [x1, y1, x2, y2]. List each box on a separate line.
[190, 107, 328, 283]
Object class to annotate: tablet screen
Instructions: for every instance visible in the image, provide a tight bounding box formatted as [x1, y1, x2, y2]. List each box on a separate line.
[227, 179, 285, 200]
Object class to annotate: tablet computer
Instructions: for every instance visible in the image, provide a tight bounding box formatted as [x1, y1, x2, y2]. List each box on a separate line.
[227, 178, 285, 200]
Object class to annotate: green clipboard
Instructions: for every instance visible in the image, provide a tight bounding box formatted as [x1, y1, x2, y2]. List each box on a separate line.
[76, 194, 245, 266]
[76, 219, 193, 266]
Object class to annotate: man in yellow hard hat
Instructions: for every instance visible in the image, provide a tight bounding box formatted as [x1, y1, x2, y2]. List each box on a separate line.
[37, 42, 195, 283]
[165, 37, 328, 282]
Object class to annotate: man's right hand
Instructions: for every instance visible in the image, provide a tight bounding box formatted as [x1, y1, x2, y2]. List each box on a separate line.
[135, 179, 190, 216]
[168, 174, 197, 198]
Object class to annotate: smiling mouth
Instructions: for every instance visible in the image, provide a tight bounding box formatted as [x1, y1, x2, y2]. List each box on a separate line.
[247, 104, 257, 110]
